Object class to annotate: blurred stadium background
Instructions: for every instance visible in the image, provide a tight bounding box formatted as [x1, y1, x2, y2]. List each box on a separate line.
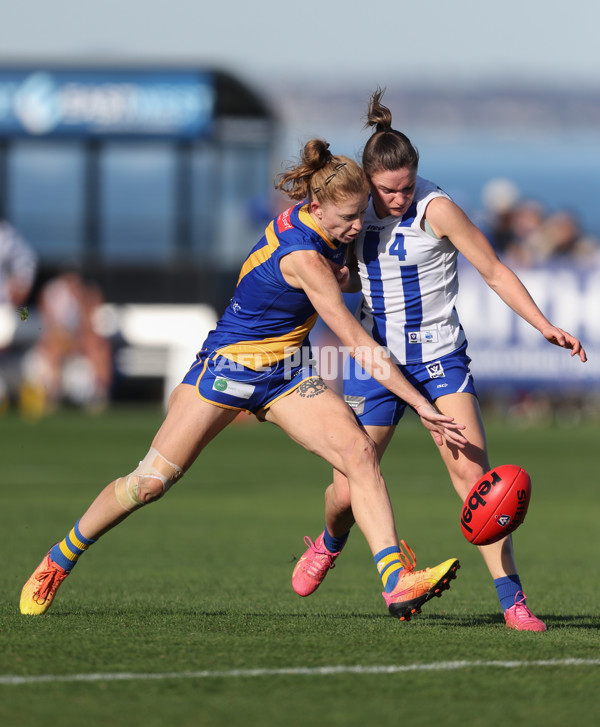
[0, 2, 598, 417]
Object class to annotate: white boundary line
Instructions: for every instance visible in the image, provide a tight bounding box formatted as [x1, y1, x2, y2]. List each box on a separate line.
[1, 659, 598, 685]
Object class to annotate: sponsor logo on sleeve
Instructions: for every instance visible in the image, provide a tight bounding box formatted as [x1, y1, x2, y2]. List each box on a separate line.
[276, 207, 293, 232]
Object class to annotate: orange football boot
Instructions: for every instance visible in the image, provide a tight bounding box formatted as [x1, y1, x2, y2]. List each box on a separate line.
[20, 551, 69, 615]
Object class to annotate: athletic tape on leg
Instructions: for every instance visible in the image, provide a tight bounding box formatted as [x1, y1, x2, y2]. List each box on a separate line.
[114, 447, 184, 512]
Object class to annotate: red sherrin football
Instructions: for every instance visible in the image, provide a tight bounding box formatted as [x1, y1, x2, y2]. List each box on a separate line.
[460, 465, 531, 546]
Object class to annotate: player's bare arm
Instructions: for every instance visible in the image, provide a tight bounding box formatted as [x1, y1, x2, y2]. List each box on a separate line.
[426, 197, 587, 363]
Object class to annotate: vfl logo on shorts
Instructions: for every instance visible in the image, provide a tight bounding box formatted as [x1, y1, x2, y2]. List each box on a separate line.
[426, 361, 445, 379]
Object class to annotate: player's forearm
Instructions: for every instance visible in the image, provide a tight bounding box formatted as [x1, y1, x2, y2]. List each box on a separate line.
[486, 264, 551, 334]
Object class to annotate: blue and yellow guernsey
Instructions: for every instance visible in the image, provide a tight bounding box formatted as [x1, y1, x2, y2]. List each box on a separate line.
[201, 202, 346, 370]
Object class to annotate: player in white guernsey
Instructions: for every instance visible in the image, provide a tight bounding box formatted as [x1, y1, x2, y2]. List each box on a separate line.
[292, 89, 587, 631]
[355, 175, 464, 367]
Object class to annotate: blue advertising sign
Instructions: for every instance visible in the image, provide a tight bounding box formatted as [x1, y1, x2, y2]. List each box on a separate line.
[0, 69, 215, 138]
[455, 261, 600, 391]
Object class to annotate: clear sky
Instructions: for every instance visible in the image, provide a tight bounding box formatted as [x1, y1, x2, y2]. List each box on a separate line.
[1, 0, 598, 90]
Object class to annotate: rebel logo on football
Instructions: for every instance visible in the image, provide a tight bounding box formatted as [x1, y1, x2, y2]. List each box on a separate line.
[460, 469, 502, 534]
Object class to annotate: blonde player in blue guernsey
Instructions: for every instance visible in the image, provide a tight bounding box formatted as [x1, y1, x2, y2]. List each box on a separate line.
[20, 139, 467, 621]
[292, 91, 587, 631]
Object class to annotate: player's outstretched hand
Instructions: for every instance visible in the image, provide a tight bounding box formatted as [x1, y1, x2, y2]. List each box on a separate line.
[542, 325, 587, 362]
[415, 401, 467, 448]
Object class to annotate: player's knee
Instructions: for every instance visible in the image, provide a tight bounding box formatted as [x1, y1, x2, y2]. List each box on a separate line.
[134, 475, 167, 504]
[113, 447, 184, 512]
[341, 430, 379, 475]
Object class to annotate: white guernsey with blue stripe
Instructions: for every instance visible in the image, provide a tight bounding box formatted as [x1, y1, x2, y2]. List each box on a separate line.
[355, 176, 466, 365]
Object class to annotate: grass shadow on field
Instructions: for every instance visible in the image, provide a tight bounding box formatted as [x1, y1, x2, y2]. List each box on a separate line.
[427, 612, 600, 629]
[39, 608, 393, 621]
[37, 605, 545, 629]
[15, 602, 600, 638]
[538, 615, 600, 630]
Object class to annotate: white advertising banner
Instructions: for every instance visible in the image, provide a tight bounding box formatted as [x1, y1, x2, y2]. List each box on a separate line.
[455, 262, 600, 390]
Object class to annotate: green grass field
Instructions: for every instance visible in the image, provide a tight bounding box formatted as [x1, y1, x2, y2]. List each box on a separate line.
[1, 406, 598, 726]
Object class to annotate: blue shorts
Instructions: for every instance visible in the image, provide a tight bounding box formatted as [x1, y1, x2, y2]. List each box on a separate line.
[181, 347, 319, 419]
[343, 343, 478, 426]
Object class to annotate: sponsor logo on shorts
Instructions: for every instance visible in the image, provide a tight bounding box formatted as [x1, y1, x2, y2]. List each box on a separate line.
[344, 395, 365, 415]
[212, 377, 255, 399]
[426, 361, 445, 379]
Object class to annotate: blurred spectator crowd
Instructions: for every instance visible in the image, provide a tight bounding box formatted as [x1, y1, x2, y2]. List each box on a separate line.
[19, 271, 112, 416]
[480, 178, 600, 266]
[1, 215, 112, 416]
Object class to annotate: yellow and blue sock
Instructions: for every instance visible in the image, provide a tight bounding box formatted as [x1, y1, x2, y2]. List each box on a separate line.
[494, 574, 523, 611]
[49, 520, 96, 572]
[323, 528, 349, 553]
[374, 546, 405, 593]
